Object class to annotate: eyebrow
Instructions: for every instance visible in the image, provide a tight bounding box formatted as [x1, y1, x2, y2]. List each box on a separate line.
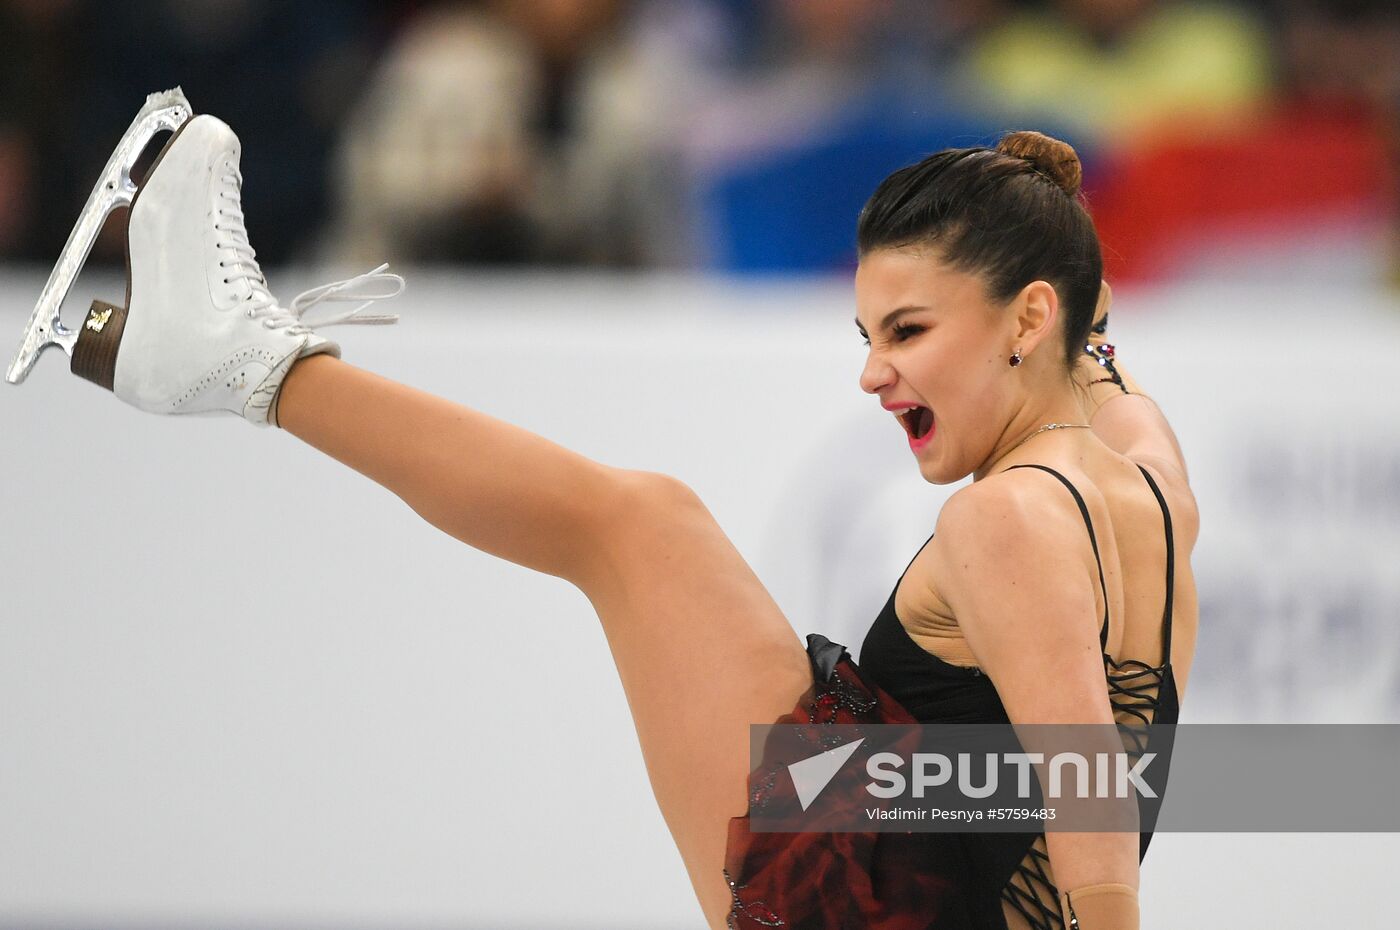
[854, 305, 930, 334]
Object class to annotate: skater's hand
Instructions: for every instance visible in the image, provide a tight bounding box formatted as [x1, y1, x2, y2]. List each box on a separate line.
[1073, 280, 1119, 397]
[1087, 279, 1111, 347]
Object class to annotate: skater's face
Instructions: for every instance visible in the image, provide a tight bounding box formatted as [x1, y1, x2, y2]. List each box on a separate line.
[854, 248, 1056, 484]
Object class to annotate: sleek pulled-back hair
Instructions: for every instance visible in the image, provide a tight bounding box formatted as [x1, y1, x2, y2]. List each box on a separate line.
[857, 131, 1102, 374]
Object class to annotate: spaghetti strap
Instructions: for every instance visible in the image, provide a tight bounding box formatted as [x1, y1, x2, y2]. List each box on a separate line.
[1134, 464, 1176, 661]
[1003, 464, 1110, 650]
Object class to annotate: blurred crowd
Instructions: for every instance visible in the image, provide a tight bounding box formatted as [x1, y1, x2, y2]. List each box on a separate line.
[0, 0, 1396, 281]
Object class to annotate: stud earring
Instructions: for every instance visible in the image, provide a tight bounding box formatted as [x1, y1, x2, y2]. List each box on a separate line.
[1009, 349, 1023, 367]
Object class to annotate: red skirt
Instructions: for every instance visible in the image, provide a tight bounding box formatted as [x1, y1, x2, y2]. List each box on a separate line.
[723, 634, 1003, 930]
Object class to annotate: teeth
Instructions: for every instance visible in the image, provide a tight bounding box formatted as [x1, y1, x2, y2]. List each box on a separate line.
[894, 407, 922, 437]
[888, 406, 934, 435]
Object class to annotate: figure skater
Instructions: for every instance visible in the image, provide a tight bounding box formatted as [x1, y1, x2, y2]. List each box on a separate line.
[8, 91, 1197, 930]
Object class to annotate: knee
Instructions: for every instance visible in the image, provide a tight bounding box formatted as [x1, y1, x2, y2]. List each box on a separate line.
[598, 470, 717, 557]
[573, 469, 711, 594]
[613, 469, 709, 525]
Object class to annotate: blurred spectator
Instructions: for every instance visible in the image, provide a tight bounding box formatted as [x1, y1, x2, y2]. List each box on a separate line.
[1269, 0, 1400, 111]
[684, 0, 1019, 271]
[964, 0, 1275, 143]
[916, 0, 1026, 79]
[1078, 0, 1397, 283]
[0, 0, 88, 260]
[0, 0, 380, 265]
[1267, 0, 1400, 284]
[0, 0, 1393, 284]
[327, 0, 708, 267]
[687, 0, 908, 166]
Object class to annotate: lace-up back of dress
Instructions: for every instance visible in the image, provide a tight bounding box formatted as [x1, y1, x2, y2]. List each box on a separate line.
[999, 462, 1180, 930]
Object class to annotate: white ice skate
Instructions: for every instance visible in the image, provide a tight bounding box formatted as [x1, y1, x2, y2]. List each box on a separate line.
[5, 88, 403, 426]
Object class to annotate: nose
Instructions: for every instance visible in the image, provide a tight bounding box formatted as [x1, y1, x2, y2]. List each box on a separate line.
[859, 349, 895, 395]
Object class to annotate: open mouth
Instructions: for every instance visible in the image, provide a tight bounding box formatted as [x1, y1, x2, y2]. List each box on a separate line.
[899, 406, 935, 441]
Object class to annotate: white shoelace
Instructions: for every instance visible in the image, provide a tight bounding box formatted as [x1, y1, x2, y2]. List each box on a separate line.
[216, 163, 404, 337]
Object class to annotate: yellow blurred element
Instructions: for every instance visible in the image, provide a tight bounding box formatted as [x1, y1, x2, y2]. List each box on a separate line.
[967, 2, 1274, 143]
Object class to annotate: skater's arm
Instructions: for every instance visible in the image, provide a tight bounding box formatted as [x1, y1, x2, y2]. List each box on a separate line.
[1074, 282, 1190, 487]
[927, 481, 1140, 908]
[274, 354, 629, 585]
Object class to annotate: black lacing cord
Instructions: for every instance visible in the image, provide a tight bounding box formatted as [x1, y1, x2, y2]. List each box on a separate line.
[1002, 838, 1064, 929]
[1106, 659, 1168, 752]
[1001, 665, 1168, 929]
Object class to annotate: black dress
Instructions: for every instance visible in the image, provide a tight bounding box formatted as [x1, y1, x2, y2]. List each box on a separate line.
[724, 463, 1180, 929]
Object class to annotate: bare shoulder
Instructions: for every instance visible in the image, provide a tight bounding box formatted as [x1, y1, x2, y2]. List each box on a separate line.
[934, 465, 1095, 539]
[934, 471, 1051, 539]
[895, 477, 1058, 639]
[1091, 392, 1200, 544]
[924, 470, 1098, 617]
[1125, 453, 1201, 551]
[919, 470, 1114, 719]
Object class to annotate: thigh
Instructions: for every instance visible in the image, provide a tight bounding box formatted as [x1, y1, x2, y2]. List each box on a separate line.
[583, 472, 815, 928]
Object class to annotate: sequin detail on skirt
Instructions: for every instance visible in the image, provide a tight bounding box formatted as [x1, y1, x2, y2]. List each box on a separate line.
[724, 635, 966, 930]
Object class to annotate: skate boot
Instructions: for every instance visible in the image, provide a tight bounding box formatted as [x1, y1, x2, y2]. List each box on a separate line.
[5, 88, 403, 426]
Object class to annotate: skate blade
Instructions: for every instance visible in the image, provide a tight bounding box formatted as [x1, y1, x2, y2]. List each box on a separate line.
[5, 87, 193, 385]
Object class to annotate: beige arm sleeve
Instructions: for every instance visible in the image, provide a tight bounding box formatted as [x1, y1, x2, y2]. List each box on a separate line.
[1059, 882, 1139, 930]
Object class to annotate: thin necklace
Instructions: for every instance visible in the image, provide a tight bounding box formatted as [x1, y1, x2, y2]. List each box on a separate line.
[1009, 422, 1092, 453]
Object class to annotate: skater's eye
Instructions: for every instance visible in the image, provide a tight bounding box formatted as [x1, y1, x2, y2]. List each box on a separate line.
[856, 317, 926, 348]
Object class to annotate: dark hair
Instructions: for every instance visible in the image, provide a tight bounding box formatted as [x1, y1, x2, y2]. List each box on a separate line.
[856, 131, 1102, 373]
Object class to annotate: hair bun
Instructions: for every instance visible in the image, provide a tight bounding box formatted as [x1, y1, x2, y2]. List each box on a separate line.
[997, 130, 1083, 197]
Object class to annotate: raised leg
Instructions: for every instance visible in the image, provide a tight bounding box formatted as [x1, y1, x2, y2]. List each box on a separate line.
[277, 355, 815, 927]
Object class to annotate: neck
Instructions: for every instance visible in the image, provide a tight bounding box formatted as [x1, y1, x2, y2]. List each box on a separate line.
[973, 386, 1091, 482]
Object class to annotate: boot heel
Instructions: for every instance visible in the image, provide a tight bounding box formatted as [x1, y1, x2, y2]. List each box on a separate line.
[70, 300, 128, 390]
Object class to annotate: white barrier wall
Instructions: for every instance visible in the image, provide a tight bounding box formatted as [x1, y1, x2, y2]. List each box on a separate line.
[1, 270, 1397, 928]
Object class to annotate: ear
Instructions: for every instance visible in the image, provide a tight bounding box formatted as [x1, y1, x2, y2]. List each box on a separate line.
[1014, 280, 1060, 352]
